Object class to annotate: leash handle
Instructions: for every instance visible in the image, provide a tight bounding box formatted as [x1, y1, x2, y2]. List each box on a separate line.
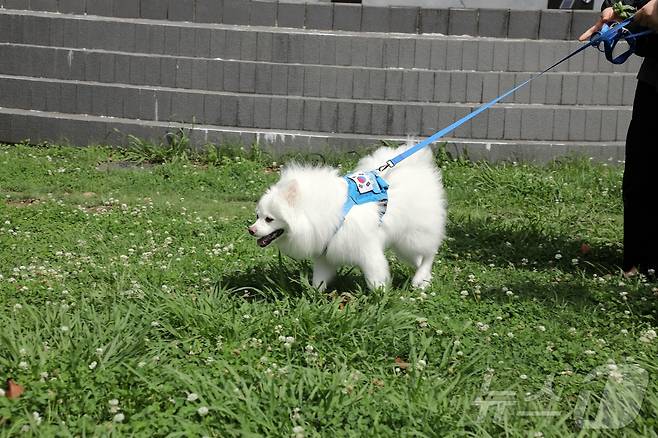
[377, 15, 653, 171]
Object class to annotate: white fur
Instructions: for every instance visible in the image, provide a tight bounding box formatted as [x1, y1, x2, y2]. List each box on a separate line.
[249, 144, 447, 291]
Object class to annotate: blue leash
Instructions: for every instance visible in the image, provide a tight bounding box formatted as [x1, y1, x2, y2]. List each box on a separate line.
[377, 16, 653, 173]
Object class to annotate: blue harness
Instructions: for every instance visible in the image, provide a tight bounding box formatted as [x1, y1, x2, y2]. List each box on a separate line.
[341, 171, 389, 219]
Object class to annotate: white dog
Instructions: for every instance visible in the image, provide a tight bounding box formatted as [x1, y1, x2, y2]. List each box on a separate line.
[248, 145, 447, 290]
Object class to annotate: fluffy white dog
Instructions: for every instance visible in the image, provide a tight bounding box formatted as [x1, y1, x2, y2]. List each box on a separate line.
[248, 145, 447, 290]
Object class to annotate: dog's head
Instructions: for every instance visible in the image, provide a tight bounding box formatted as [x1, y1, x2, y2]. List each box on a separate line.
[248, 179, 299, 248]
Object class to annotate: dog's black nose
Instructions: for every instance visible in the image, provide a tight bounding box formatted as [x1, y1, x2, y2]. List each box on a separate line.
[248, 226, 256, 235]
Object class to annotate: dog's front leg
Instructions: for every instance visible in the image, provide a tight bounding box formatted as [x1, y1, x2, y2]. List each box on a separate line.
[312, 257, 336, 292]
[361, 251, 390, 290]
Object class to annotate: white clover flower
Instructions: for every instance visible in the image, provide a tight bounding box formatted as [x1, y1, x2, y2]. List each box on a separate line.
[60, 326, 69, 332]
[476, 322, 489, 331]
[584, 349, 596, 355]
[197, 406, 209, 416]
[13, 303, 23, 311]
[554, 253, 562, 260]
[0, 388, 5, 397]
[416, 318, 428, 328]
[507, 332, 514, 338]
[416, 359, 427, 371]
[568, 327, 577, 335]
[571, 258, 579, 265]
[639, 329, 657, 343]
[519, 374, 528, 380]
[113, 413, 125, 423]
[537, 325, 546, 332]
[460, 290, 469, 297]
[187, 393, 199, 402]
[89, 361, 97, 370]
[19, 361, 28, 370]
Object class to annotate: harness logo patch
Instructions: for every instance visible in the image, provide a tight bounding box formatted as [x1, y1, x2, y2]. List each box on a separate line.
[348, 172, 376, 194]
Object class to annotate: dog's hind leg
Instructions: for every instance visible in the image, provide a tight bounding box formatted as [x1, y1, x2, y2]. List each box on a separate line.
[312, 256, 336, 292]
[411, 254, 435, 290]
[360, 251, 391, 290]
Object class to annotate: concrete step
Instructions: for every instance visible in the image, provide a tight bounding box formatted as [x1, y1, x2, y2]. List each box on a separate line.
[0, 10, 643, 74]
[0, 43, 639, 107]
[0, 0, 600, 40]
[0, 75, 631, 142]
[0, 106, 625, 164]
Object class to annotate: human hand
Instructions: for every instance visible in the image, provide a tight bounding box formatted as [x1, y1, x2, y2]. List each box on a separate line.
[635, 0, 658, 31]
[579, 7, 622, 41]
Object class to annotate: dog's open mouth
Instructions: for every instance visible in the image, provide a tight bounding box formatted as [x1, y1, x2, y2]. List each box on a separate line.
[257, 229, 284, 247]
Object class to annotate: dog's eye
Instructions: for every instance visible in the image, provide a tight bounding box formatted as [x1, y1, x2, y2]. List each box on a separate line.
[265, 217, 274, 223]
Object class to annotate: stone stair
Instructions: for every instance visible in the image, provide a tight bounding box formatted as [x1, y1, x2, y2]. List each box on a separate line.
[0, 1, 641, 162]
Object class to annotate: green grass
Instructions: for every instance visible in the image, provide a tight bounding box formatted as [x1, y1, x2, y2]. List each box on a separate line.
[1, 143, 657, 437]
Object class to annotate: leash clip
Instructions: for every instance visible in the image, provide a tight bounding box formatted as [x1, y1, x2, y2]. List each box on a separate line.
[378, 160, 395, 172]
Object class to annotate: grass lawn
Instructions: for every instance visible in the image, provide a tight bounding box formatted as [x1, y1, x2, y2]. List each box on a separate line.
[1, 143, 657, 437]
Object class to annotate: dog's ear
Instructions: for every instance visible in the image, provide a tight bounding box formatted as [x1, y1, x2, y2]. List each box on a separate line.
[283, 179, 298, 206]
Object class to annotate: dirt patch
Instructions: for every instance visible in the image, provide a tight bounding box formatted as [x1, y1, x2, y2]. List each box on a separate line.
[4, 198, 40, 207]
[95, 161, 154, 171]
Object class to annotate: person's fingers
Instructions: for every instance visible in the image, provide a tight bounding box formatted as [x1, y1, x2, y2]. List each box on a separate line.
[579, 20, 604, 41]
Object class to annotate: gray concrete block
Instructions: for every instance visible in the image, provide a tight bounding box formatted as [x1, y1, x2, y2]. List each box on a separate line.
[219, 95, 238, 126]
[223, 0, 250, 25]
[4, 0, 28, 9]
[606, 75, 623, 105]
[487, 107, 504, 139]
[270, 33, 288, 62]
[303, 99, 321, 132]
[140, 0, 167, 19]
[544, 74, 562, 104]
[568, 109, 586, 141]
[207, 60, 224, 91]
[362, 6, 390, 33]
[149, 26, 165, 54]
[529, 75, 547, 104]
[271, 64, 288, 94]
[98, 52, 115, 82]
[335, 36, 351, 66]
[366, 38, 384, 68]
[160, 57, 177, 87]
[552, 107, 569, 141]
[337, 102, 355, 134]
[195, 0, 222, 23]
[154, 90, 172, 122]
[134, 24, 150, 53]
[539, 10, 572, 40]
[446, 39, 463, 70]
[352, 69, 369, 99]
[114, 0, 139, 18]
[253, 96, 271, 129]
[333, 3, 361, 31]
[223, 62, 239, 92]
[31, 0, 57, 12]
[561, 74, 577, 105]
[174, 92, 203, 124]
[58, 0, 84, 14]
[576, 74, 594, 105]
[278, 2, 305, 28]
[179, 27, 196, 56]
[238, 96, 254, 127]
[364, 69, 384, 100]
[270, 98, 287, 129]
[522, 107, 553, 140]
[138, 89, 155, 120]
[453, 106, 471, 138]
[192, 59, 208, 90]
[354, 103, 371, 134]
[418, 71, 433, 102]
[191, 29, 210, 57]
[390, 7, 418, 33]
[255, 63, 273, 94]
[504, 107, 522, 140]
[622, 74, 637, 106]
[600, 109, 618, 142]
[288, 65, 303, 95]
[306, 3, 333, 30]
[581, 45, 599, 72]
[476, 40, 494, 72]
[86, 0, 112, 15]
[470, 105, 488, 138]
[421, 105, 439, 136]
[429, 39, 447, 70]
[566, 41, 584, 72]
[204, 94, 221, 125]
[129, 56, 146, 85]
[319, 37, 337, 65]
[210, 29, 226, 58]
[402, 71, 419, 101]
[303, 34, 321, 64]
[225, 30, 242, 60]
[351, 38, 367, 67]
[240, 32, 257, 61]
[59, 82, 77, 114]
[449, 72, 466, 103]
[164, 26, 181, 56]
[584, 109, 602, 142]
[117, 23, 136, 53]
[303, 65, 321, 97]
[320, 100, 338, 132]
[287, 33, 304, 63]
[508, 10, 540, 39]
[256, 32, 273, 62]
[478, 9, 509, 38]
[389, 105, 405, 136]
[449, 9, 477, 36]
[176, 58, 194, 89]
[398, 39, 416, 68]
[507, 41, 524, 72]
[419, 8, 448, 34]
[433, 71, 450, 103]
[405, 105, 421, 135]
[481, 73, 499, 101]
[90, 84, 107, 115]
[143, 56, 161, 85]
[383, 38, 400, 68]
[513, 73, 531, 104]
[61, 19, 79, 48]
[414, 39, 431, 70]
[461, 40, 477, 71]
[465, 73, 482, 103]
[617, 109, 631, 141]
[385, 70, 403, 100]
[570, 11, 598, 40]
[320, 68, 338, 98]
[592, 75, 609, 105]
[523, 41, 540, 72]
[168, 0, 194, 21]
[286, 99, 303, 130]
